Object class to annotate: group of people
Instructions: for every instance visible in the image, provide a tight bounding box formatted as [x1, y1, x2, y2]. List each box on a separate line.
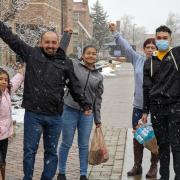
[109, 23, 180, 180]
[0, 20, 103, 180]
[0, 18, 180, 180]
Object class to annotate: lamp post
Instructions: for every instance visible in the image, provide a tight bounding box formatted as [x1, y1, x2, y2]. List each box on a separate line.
[132, 24, 137, 45]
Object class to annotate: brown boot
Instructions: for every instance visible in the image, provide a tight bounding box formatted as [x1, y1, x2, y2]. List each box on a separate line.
[146, 153, 159, 178]
[0, 164, 5, 180]
[127, 138, 144, 176]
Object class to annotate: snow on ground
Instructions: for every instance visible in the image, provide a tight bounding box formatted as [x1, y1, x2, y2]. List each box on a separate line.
[100, 66, 116, 77]
[116, 64, 121, 68]
[12, 107, 25, 123]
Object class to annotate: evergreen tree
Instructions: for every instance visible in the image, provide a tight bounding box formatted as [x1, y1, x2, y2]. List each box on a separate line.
[91, 0, 110, 50]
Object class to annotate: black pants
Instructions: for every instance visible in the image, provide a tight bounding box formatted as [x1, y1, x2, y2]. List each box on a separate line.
[0, 138, 8, 165]
[151, 104, 180, 180]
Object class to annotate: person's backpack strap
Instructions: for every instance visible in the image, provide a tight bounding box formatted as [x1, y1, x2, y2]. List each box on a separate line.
[170, 50, 179, 71]
[150, 58, 153, 77]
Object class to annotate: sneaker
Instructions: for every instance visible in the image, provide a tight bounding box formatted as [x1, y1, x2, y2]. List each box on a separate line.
[80, 175, 88, 180]
[57, 173, 67, 180]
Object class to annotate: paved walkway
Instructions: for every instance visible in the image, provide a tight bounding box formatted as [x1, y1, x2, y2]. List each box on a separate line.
[88, 127, 126, 180]
[6, 125, 127, 180]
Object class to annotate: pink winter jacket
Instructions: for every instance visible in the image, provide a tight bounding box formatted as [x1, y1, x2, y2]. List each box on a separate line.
[0, 73, 24, 140]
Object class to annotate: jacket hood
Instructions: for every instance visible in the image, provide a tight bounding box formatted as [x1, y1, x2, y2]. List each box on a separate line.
[80, 60, 102, 71]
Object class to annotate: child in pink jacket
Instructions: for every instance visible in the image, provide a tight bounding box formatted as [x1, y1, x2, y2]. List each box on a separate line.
[0, 67, 24, 180]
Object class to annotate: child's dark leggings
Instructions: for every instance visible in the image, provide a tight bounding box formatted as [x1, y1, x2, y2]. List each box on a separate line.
[0, 138, 8, 165]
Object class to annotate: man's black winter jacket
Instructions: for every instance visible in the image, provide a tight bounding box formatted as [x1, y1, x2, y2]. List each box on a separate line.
[0, 21, 91, 115]
[143, 47, 180, 113]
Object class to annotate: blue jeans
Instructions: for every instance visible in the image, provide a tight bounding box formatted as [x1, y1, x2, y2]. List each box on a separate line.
[58, 105, 93, 176]
[132, 107, 143, 129]
[23, 111, 62, 180]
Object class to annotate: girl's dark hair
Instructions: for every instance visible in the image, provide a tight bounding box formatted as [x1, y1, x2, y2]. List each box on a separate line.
[0, 68, 11, 97]
[143, 38, 156, 49]
[82, 45, 97, 55]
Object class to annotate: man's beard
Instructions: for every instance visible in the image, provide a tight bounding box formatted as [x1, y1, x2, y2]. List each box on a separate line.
[44, 48, 57, 56]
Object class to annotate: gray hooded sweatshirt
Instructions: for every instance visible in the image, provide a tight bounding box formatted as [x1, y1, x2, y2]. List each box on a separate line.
[64, 59, 104, 123]
[113, 32, 145, 109]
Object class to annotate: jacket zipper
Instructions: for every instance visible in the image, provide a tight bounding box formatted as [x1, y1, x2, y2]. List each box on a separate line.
[66, 69, 91, 97]
[83, 70, 91, 95]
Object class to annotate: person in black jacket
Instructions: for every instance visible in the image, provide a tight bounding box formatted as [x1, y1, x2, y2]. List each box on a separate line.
[0, 21, 92, 180]
[142, 25, 180, 180]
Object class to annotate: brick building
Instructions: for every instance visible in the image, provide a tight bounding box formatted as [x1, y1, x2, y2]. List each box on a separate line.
[0, 0, 93, 65]
[0, 0, 63, 65]
[72, 0, 93, 57]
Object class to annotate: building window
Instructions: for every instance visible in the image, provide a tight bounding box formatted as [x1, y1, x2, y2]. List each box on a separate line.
[74, 12, 80, 21]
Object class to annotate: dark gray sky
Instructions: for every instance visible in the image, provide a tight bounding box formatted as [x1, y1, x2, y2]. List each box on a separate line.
[87, 0, 180, 33]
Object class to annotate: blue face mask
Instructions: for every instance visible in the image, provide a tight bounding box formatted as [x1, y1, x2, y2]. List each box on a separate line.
[156, 40, 169, 51]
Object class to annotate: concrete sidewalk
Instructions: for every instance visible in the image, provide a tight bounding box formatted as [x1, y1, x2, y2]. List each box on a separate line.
[121, 129, 174, 180]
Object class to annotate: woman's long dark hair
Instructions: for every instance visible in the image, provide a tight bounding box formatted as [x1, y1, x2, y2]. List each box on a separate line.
[0, 68, 11, 98]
